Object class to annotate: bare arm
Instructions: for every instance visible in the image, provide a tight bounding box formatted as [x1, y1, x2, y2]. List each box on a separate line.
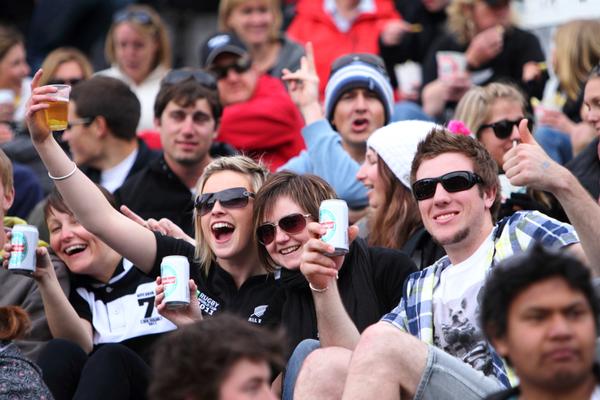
[300, 222, 360, 349]
[24, 247, 94, 353]
[503, 119, 600, 276]
[25, 69, 157, 272]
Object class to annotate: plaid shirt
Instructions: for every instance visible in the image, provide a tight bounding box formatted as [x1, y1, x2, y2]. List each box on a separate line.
[382, 211, 579, 388]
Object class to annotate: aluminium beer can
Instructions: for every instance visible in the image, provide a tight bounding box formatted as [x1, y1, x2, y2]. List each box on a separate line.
[8, 224, 38, 276]
[160, 255, 190, 309]
[319, 199, 349, 256]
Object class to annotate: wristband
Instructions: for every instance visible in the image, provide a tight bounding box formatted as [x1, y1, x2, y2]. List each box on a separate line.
[309, 282, 329, 293]
[48, 163, 78, 181]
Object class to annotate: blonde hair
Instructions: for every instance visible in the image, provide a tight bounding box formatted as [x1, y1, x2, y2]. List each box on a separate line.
[39, 47, 94, 86]
[0, 148, 13, 194]
[447, 0, 515, 45]
[105, 4, 172, 71]
[454, 82, 526, 138]
[218, 0, 282, 42]
[193, 156, 269, 274]
[553, 19, 600, 101]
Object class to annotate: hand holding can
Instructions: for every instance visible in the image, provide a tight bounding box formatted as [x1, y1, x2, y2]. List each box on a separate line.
[160, 256, 190, 309]
[8, 225, 39, 276]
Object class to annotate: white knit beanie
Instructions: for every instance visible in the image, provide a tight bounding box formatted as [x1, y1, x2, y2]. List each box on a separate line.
[367, 120, 442, 190]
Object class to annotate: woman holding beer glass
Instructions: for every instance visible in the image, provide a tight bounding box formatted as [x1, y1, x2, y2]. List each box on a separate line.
[97, 4, 171, 132]
[252, 171, 416, 397]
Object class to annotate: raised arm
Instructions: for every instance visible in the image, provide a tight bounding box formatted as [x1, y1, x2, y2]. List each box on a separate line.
[503, 119, 600, 276]
[300, 222, 361, 349]
[25, 69, 157, 272]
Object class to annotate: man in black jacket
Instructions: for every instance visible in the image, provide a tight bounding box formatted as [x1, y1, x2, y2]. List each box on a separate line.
[115, 69, 235, 236]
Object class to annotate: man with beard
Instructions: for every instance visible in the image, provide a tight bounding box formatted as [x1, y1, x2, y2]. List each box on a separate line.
[115, 69, 235, 236]
[481, 244, 599, 400]
[293, 123, 600, 399]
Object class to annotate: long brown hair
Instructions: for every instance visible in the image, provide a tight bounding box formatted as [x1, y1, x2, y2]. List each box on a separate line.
[368, 161, 422, 249]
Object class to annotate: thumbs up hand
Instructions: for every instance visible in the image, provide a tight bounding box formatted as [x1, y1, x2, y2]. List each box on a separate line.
[502, 119, 567, 193]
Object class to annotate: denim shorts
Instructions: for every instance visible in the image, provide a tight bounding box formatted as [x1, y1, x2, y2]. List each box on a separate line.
[414, 345, 505, 400]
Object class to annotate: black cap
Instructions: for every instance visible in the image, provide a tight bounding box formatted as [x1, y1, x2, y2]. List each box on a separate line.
[199, 32, 248, 68]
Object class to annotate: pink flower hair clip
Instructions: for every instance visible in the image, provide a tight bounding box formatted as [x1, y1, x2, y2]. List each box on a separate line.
[447, 120, 472, 136]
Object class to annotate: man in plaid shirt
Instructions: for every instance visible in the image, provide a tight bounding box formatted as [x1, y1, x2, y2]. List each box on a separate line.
[294, 124, 600, 400]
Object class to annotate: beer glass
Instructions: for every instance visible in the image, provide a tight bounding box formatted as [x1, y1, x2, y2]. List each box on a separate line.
[44, 84, 71, 131]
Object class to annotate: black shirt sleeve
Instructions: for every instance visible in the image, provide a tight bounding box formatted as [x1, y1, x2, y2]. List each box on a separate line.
[69, 285, 93, 323]
[367, 246, 417, 312]
[152, 232, 202, 285]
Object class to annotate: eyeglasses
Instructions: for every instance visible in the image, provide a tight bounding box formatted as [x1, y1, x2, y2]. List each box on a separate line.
[194, 187, 255, 216]
[113, 9, 153, 25]
[66, 117, 93, 130]
[412, 171, 483, 201]
[256, 213, 311, 245]
[161, 69, 217, 90]
[208, 57, 252, 80]
[477, 118, 533, 140]
[330, 53, 388, 78]
[47, 78, 83, 86]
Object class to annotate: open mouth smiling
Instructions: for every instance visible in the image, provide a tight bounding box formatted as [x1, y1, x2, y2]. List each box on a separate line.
[279, 245, 301, 255]
[211, 222, 235, 241]
[64, 244, 87, 256]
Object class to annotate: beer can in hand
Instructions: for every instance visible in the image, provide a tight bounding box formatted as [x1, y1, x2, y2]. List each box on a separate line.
[8, 225, 39, 276]
[319, 199, 349, 256]
[160, 256, 190, 309]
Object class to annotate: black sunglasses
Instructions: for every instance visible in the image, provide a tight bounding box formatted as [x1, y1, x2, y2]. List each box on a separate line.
[208, 57, 252, 80]
[113, 9, 153, 25]
[162, 69, 217, 90]
[256, 213, 311, 246]
[47, 78, 83, 86]
[194, 187, 255, 216]
[477, 118, 533, 140]
[412, 171, 483, 201]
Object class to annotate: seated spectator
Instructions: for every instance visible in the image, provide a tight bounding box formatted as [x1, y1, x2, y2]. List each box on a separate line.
[293, 125, 600, 399]
[97, 5, 171, 133]
[535, 19, 600, 165]
[252, 171, 416, 397]
[0, 306, 53, 398]
[566, 64, 600, 201]
[0, 150, 69, 363]
[454, 82, 564, 220]
[281, 47, 394, 215]
[8, 161, 43, 220]
[0, 24, 30, 129]
[356, 120, 445, 268]
[420, 0, 547, 122]
[63, 75, 158, 193]
[2, 46, 94, 195]
[379, 0, 449, 92]
[286, 0, 401, 97]
[115, 69, 235, 237]
[482, 244, 600, 400]
[200, 32, 305, 171]
[218, 0, 305, 78]
[148, 314, 285, 400]
[16, 187, 176, 400]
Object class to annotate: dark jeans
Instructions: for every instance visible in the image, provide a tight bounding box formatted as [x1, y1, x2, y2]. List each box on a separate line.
[38, 339, 150, 400]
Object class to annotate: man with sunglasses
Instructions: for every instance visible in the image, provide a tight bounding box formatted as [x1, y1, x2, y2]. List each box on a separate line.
[294, 126, 600, 399]
[280, 46, 394, 215]
[199, 32, 305, 171]
[115, 69, 235, 236]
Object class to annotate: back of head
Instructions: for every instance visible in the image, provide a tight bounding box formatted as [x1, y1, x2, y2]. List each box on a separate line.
[218, 0, 283, 41]
[149, 313, 285, 400]
[554, 19, 600, 101]
[39, 47, 94, 86]
[411, 127, 501, 219]
[0, 306, 30, 341]
[480, 243, 599, 342]
[324, 53, 394, 125]
[254, 171, 336, 271]
[454, 82, 526, 139]
[105, 4, 171, 70]
[70, 76, 140, 140]
[154, 68, 222, 124]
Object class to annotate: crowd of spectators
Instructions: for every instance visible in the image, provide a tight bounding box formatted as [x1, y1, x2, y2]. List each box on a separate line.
[1, 1, 600, 399]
